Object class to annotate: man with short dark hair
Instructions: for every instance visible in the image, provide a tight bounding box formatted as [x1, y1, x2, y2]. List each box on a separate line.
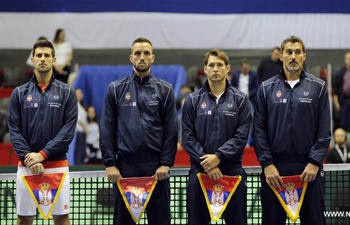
[254, 36, 331, 225]
[257, 47, 283, 83]
[100, 37, 178, 225]
[182, 48, 251, 225]
[8, 39, 77, 225]
[333, 51, 350, 131]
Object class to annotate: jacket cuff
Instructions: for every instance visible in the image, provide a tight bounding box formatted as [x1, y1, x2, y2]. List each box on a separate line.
[39, 150, 49, 160]
[261, 161, 274, 168]
[215, 152, 224, 162]
[160, 162, 174, 167]
[308, 158, 321, 167]
[104, 162, 118, 168]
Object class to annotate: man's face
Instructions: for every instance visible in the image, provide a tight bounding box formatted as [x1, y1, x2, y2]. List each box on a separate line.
[241, 62, 250, 75]
[129, 42, 155, 74]
[271, 49, 280, 62]
[280, 42, 306, 75]
[334, 129, 346, 146]
[204, 55, 229, 84]
[31, 47, 56, 74]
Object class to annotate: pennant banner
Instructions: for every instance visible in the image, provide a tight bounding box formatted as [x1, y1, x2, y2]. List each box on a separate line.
[22, 172, 67, 220]
[117, 177, 158, 223]
[270, 175, 308, 222]
[197, 173, 242, 222]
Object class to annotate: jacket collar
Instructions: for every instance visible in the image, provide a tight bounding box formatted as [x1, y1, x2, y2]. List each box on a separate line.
[278, 69, 307, 82]
[133, 71, 151, 83]
[203, 79, 231, 93]
[31, 73, 55, 85]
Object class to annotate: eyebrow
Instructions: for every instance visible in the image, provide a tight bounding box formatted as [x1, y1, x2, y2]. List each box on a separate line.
[285, 48, 302, 52]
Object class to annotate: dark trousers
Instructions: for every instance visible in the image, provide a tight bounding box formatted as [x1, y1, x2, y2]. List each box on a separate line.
[187, 167, 247, 225]
[74, 131, 86, 165]
[340, 98, 350, 132]
[261, 162, 326, 225]
[113, 161, 171, 225]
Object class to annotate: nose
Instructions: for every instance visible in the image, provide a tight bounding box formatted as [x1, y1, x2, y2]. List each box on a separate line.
[291, 52, 297, 59]
[139, 53, 146, 61]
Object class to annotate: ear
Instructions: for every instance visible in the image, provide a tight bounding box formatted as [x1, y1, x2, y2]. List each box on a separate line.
[151, 53, 155, 63]
[279, 53, 283, 62]
[204, 66, 207, 75]
[129, 54, 133, 63]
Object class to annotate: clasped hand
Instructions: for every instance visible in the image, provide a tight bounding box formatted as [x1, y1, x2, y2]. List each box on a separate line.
[200, 154, 222, 180]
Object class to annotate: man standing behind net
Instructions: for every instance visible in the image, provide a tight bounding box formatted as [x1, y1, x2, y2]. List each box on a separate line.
[333, 51, 350, 131]
[99, 37, 178, 225]
[182, 49, 252, 225]
[8, 40, 78, 225]
[257, 47, 283, 83]
[326, 128, 350, 163]
[254, 36, 331, 225]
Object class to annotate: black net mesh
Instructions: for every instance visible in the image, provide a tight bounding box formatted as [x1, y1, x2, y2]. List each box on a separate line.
[0, 165, 349, 225]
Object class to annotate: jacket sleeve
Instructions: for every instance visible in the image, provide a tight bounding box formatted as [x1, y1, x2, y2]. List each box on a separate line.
[253, 84, 274, 168]
[308, 83, 331, 165]
[215, 95, 252, 161]
[182, 94, 205, 165]
[8, 88, 32, 161]
[99, 83, 118, 167]
[42, 86, 78, 158]
[231, 71, 238, 88]
[159, 86, 178, 167]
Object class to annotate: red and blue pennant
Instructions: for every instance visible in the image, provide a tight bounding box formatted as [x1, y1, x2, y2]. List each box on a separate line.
[117, 177, 158, 223]
[197, 173, 242, 222]
[22, 172, 66, 220]
[270, 175, 308, 222]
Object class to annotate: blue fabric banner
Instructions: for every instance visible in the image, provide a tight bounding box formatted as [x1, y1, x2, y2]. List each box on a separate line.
[1, 0, 350, 13]
[73, 65, 187, 119]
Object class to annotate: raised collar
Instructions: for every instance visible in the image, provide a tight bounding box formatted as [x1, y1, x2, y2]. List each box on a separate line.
[31, 74, 55, 86]
[278, 69, 307, 82]
[133, 71, 151, 83]
[203, 79, 231, 93]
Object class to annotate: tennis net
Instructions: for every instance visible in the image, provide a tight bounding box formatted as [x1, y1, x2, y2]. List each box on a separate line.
[0, 164, 349, 225]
